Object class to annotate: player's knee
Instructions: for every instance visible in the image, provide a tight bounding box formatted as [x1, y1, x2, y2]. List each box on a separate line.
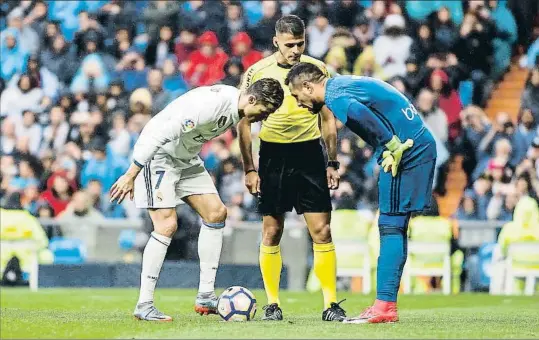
[204, 204, 227, 224]
[262, 225, 283, 246]
[310, 222, 332, 244]
[151, 209, 178, 237]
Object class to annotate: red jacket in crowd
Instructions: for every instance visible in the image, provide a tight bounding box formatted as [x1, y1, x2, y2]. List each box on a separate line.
[183, 31, 228, 87]
[431, 69, 463, 141]
[231, 32, 263, 70]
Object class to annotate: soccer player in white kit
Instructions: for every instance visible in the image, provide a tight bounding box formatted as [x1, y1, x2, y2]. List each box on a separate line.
[110, 79, 284, 321]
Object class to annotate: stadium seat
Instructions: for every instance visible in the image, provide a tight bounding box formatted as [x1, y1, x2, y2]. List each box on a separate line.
[402, 242, 451, 295]
[48, 237, 87, 265]
[458, 80, 474, 107]
[504, 242, 539, 296]
[118, 229, 136, 250]
[330, 210, 373, 294]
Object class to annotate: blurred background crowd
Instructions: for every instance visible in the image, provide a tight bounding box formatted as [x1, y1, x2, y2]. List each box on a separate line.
[0, 0, 538, 236]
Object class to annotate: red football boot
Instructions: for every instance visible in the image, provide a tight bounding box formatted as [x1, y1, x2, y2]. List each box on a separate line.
[343, 299, 399, 324]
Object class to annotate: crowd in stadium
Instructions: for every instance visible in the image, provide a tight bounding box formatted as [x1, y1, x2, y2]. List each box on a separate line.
[0, 0, 538, 227]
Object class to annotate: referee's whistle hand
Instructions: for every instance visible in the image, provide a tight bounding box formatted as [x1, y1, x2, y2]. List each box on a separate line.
[245, 171, 261, 196]
[326, 168, 340, 190]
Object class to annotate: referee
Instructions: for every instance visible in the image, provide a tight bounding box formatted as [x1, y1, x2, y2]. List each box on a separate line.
[238, 15, 346, 322]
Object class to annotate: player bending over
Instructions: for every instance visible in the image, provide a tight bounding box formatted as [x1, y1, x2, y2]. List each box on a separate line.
[285, 63, 437, 324]
[110, 79, 284, 321]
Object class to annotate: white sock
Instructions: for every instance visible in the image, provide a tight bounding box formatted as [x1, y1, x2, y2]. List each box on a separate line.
[137, 231, 171, 304]
[198, 223, 224, 293]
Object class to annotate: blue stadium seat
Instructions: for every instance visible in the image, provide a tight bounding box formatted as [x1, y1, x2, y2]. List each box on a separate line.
[118, 230, 136, 250]
[458, 80, 474, 107]
[49, 237, 87, 265]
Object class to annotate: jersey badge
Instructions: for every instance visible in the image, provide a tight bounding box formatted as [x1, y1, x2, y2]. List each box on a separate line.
[182, 119, 196, 132]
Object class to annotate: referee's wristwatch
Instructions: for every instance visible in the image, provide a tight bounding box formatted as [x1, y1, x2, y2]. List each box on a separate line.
[327, 160, 340, 170]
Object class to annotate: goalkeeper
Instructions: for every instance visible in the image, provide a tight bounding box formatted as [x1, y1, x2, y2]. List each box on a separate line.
[285, 63, 437, 324]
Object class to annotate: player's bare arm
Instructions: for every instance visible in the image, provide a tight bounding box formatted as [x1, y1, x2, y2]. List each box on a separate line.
[238, 118, 260, 195]
[320, 106, 339, 190]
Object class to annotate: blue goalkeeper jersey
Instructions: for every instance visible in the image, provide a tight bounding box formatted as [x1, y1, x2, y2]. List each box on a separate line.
[325, 75, 436, 169]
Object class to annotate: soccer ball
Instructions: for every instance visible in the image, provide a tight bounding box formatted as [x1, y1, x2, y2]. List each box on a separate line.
[217, 286, 257, 322]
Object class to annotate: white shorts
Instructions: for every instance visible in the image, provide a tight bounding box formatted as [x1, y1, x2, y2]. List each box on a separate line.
[134, 156, 218, 209]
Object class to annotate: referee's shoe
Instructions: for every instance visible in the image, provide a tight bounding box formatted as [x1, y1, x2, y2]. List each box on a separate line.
[322, 299, 347, 322]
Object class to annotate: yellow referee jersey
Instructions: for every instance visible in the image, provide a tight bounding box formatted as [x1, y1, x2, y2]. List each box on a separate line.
[240, 54, 330, 143]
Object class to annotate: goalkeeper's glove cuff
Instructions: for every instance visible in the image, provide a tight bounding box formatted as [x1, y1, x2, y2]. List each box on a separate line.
[384, 135, 402, 152]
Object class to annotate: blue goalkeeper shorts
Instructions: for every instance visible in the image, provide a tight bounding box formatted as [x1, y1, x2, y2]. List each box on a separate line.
[378, 159, 436, 214]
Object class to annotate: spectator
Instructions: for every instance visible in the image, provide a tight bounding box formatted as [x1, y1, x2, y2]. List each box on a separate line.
[224, 1, 248, 46]
[0, 73, 43, 119]
[366, 0, 387, 40]
[294, 0, 328, 25]
[15, 110, 42, 156]
[0, 28, 29, 81]
[145, 25, 176, 69]
[373, 14, 412, 78]
[250, 0, 280, 52]
[518, 109, 537, 147]
[353, 45, 386, 80]
[429, 69, 463, 142]
[405, 55, 430, 97]
[520, 66, 539, 125]
[431, 6, 459, 54]
[183, 31, 228, 87]
[41, 20, 61, 51]
[96, 0, 136, 40]
[175, 26, 199, 71]
[70, 53, 111, 94]
[14, 54, 60, 101]
[143, 0, 180, 39]
[478, 112, 529, 168]
[109, 26, 133, 60]
[456, 189, 480, 220]
[73, 11, 106, 57]
[490, 0, 518, 80]
[1, 118, 17, 155]
[4, 6, 40, 54]
[410, 21, 436, 65]
[472, 173, 493, 220]
[41, 106, 69, 154]
[330, 0, 361, 29]
[39, 173, 74, 217]
[22, 1, 49, 41]
[21, 182, 40, 216]
[108, 113, 131, 158]
[10, 158, 38, 192]
[40, 34, 78, 85]
[487, 183, 519, 221]
[416, 88, 449, 143]
[57, 190, 105, 221]
[325, 46, 350, 76]
[146, 68, 171, 115]
[230, 32, 263, 71]
[105, 79, 130, 115]
[220, 57, 244, 87]
[388, 76, 413, 101]
[455, 12, 494, 77]
[307, 11, 334, 59]
[352, 14, 374, 49]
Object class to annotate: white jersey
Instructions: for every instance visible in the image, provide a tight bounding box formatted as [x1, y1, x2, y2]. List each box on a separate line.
[132, 85, 240, 169]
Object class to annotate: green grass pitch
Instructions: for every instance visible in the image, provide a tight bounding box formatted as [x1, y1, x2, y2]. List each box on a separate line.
[1, 288, 538, 339]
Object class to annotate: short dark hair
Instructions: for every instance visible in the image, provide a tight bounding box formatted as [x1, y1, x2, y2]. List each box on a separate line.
[275, 15, 305, 36]
[246, 78, 284, 110]
[284, 62, 327, 87]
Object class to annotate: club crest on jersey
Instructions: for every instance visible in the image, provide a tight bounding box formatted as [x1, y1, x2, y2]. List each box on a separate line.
[182, 119, 196, 132]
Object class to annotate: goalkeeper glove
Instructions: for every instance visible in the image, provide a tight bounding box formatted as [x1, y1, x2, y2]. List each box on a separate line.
[381, 136, 414, 177]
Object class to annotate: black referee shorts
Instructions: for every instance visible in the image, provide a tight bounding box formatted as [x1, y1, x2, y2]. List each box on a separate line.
[257, 139, 332, 216]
